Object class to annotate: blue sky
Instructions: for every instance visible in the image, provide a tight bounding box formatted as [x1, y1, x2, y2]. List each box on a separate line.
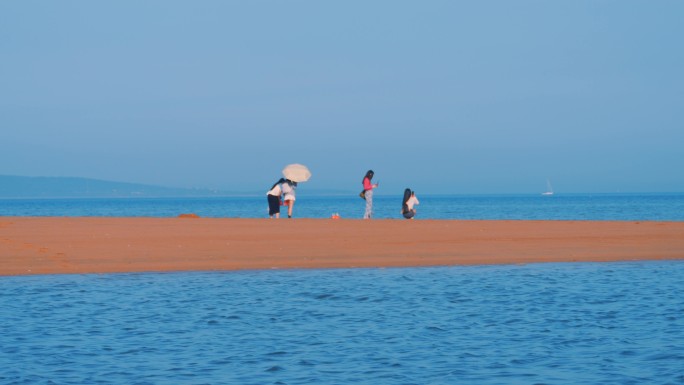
[2, 1, 682, 194]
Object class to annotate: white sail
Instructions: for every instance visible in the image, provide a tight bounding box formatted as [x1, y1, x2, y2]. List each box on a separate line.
[542, 179, 554, 196]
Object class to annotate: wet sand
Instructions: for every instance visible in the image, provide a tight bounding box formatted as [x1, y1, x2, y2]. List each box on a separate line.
[1, 217, 683, 276]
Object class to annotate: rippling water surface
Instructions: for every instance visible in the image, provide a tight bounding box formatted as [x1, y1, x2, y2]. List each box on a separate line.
[2, 262, 683, 384]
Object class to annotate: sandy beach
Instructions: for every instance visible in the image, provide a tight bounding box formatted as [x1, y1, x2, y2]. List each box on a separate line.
[1, 217, 683, 276]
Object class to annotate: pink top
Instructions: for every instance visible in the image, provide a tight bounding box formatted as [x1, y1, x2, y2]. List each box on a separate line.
[363, 177, 374, 191]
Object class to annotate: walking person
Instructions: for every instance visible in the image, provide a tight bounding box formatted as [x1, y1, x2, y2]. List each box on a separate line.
[401, 188, 419, 219]
[362, 170, 379, 219]
[282, 179, 297, 218]
[266, 178, 285, 218]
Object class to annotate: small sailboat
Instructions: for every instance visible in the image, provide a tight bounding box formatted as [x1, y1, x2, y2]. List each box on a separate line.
[542, 179, 554, 196]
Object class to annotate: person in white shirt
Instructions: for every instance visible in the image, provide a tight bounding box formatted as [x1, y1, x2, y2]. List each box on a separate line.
[266, 178, 286, 218]
[282, 179, 297, 218]
[402, 188, 419, 219]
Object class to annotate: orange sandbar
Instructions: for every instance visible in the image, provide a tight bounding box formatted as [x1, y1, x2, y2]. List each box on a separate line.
[1, 217, 683, 276]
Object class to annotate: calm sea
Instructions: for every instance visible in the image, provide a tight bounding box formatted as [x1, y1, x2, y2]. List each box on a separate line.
[2, 194, 683, 384]
[1, 263, 683, 384]
[2, 193, 684, 221]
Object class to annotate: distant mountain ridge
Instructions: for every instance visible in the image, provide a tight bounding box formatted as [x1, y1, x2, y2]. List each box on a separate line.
[0, 175, 229, 198]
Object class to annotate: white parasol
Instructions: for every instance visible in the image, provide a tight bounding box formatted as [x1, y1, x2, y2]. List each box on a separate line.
[282, 164, 311, 182]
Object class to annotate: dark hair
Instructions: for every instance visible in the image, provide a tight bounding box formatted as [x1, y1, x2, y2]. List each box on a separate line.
[402, 188, 411, 212]
[270, 178, 286, 190]
[363, 170, 374, 183]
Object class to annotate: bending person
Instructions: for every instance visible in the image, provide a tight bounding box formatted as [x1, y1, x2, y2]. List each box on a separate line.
[266, 178, 285, 218]
[282, 179, 297, 218]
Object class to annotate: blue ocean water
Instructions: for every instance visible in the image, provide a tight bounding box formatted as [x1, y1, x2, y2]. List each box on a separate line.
[1, 262, 683, 384]
[2, 193, 684, 221]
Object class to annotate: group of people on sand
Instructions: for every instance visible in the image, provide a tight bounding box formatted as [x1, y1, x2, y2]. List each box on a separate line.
[267, 169, 419, 219]
[361, 170, 420, 220]
[266, 178, 297, 219]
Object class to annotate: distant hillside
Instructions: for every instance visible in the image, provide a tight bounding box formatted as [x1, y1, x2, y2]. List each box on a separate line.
[0, 175, 228, 198]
